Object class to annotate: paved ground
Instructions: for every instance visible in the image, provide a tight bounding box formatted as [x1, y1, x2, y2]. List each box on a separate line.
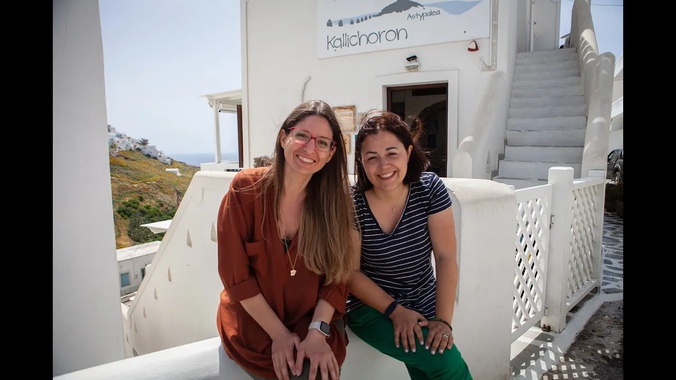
[511, 211, 623, 380]
[541, 299, 623, 379]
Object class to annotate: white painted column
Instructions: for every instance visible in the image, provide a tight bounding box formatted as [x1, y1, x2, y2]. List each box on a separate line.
[541, 167, 574, 332]
[588, 169, 606, 291]
[213, 102, 222, 163]
[442, 178, 516, 380]
[53, 0, 126, 375]
[581, 52, 614, 177]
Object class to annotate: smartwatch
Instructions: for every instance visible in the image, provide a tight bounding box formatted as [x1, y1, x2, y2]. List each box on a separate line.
[308, 321, 331, 337]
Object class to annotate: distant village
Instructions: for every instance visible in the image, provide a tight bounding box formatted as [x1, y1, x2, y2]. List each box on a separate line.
[107, 124, 173, 166]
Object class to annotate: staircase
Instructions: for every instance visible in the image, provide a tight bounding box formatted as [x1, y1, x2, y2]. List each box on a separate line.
[493, 48, 586, 190]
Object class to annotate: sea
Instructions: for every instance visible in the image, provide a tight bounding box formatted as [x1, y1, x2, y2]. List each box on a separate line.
[168, 152, 239, 167]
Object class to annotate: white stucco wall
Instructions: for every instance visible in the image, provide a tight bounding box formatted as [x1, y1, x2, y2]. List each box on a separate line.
[123, 173, 517, 379]
[59, 173, 517, 380]
[125, 171, 231, 356]
[240, 0, 522, 177]
[53, 0, 126, 375]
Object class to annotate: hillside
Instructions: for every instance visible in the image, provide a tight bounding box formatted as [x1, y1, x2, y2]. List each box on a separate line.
[109, 150, 200, 248]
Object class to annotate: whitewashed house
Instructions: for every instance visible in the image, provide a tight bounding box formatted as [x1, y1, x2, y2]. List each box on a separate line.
[203, 0, 619, 191]
[157, 151, 172, 165]
[139, 144, 158, 158]
[53, 1, 619, 379]
[116, 241, 159, 297]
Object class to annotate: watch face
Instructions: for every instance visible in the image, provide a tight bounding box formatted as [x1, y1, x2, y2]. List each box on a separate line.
[310, 321, 331, 336]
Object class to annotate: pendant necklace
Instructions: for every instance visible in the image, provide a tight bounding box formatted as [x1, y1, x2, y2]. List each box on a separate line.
[375, 185, 408, 213]
[283, 238, 299, 276]
[279, 223, 299, 276]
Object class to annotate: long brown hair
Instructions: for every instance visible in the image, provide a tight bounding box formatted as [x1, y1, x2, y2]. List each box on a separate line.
[353, 110, 429, 192]
[260, 100, 357, 285]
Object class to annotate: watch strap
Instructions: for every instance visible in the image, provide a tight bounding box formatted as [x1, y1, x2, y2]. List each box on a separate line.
[308, 321, 330, 337]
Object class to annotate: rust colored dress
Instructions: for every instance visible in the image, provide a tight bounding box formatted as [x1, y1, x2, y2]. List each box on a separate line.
[216, 167, 349, 379]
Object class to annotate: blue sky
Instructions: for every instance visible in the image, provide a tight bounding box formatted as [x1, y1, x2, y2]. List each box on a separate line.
[560, 0, 623, 59]
[99, 0, 241, 155]
[99, 0, 622, 156]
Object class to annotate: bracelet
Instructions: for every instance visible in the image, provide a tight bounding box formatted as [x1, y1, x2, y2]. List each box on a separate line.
[432, 317, 453, 331]
[383, 300, 399, 318]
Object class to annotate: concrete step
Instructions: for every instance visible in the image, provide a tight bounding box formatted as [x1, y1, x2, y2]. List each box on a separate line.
[506, 130, 586, 146]
[515, 48, 577, 64]
[512, 76, 582, 90]
[508, 104, 586, 118]
[504, 146, 583, 162]
[498, 160, 581, 180]
[491, 178, 547, 190]
[510, 95, 584, 108]
[511, 85, 583, 98]
[507, 116, 587, 131]
[514, 58, 578, 74]
[514, 68, 580, 81]
[498, 48, 584, 190]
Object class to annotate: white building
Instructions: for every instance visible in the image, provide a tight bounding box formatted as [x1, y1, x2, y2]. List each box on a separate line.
[206, 0, 619, 190]
[53, 1, 620, 379]
[116, 241, 159, 297]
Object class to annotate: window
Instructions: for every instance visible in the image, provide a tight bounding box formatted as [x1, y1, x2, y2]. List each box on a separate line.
[120, 272, 131, 287]
[141, 267, 146, 280]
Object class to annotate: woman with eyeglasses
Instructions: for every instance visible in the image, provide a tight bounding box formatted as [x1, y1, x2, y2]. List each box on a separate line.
[346, 110, 473, 379]
[216, 100, 360, 380]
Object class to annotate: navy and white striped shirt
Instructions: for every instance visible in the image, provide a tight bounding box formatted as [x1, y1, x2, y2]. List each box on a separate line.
[346, 172, 452, 319]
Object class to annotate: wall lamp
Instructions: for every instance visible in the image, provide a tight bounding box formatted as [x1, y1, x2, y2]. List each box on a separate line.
[405, 55, 420, 71]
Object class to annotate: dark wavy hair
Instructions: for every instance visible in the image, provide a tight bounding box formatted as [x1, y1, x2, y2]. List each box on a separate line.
[353, 110, 429, 192]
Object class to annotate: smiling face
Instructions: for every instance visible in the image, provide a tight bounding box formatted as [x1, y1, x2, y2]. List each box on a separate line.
[281, 115, 336, 176]
[360, 130, 412, 192]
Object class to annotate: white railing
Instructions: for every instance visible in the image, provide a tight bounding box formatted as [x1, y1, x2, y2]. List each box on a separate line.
[611, 96, 623, 119]
[511, 167, 605, 338]
[511, 183, 551, 341]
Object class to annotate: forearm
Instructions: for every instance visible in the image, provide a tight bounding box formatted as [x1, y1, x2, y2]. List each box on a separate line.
[312, 298, 336, 323]
[348, 271, 396, 314]
[240, 294, 289, 339]
[434, 256, 458, 323]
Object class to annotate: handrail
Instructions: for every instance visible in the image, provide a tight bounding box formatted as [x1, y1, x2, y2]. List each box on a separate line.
[567, 0, 615, 176]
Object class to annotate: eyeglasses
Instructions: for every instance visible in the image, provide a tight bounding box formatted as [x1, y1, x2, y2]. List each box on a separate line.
[288, 127, 336, 152]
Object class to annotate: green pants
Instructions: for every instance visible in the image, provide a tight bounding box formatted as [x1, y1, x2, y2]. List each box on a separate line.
[346, 305, 473, 380]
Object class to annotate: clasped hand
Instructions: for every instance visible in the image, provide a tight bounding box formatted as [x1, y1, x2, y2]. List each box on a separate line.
[271, 330, 339, 380]
[390, 307, 454, 355]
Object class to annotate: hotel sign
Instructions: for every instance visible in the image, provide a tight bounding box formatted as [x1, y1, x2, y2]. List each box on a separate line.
[318, 0, 491, 58]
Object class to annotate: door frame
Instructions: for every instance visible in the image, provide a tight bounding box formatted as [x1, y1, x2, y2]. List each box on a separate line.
[375, 71, 459, 177]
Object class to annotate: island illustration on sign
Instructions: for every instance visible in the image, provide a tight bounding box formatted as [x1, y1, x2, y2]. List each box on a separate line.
[324, 0, 482, 28]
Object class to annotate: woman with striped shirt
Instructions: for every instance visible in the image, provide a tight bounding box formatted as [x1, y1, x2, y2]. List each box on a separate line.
[346, 110, 472, 380]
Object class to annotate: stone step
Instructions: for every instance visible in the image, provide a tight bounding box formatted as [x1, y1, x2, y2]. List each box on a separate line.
[509, 104, 586, 118]
[497, 48, 585, 189]
[505, 130, 586, 146]
[514, 58, 578, 74]
[515, 48, 577, 64]
[510, 95, 584, 108]
[491, 178, 547, 190]
[498, 160, 581, 181]
[507, 116, 586, 131]
[504, 146, 583, 162]
[513, 68, 580, 81]
[512, 76, 582, 90]
[511, 85, 583, 98]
